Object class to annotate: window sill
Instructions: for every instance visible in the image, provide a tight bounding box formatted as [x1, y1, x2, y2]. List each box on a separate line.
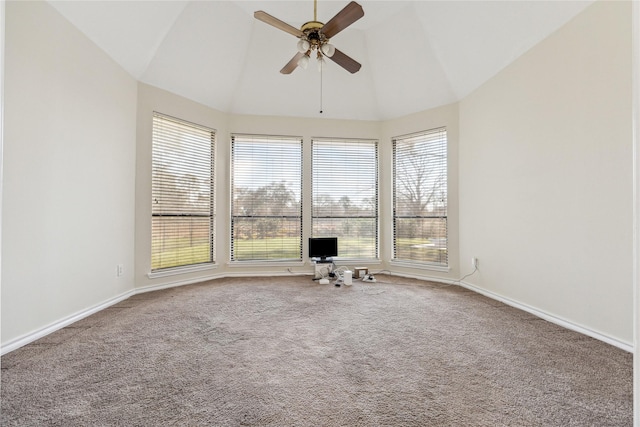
[330, 258, 381, 266]
[227, 260, 306, 268]
[148, 263, 218, 279]
[389, 260, 450, 272]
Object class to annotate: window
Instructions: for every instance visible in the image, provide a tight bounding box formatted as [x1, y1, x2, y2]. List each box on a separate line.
[151, 113, 215, 271]
[311, 138, 378, 259]
[393, 128, 447, 265]
[231, 135, 303, 261]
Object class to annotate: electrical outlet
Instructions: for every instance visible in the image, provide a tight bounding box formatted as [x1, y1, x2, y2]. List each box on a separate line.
[472, 257, 479, 268]
[116, 264, 124, 277]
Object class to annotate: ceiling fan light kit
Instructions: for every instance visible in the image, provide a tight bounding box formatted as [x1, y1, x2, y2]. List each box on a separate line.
[297, 39, 310, 53]
[254, 0, 364, 74]
[320, 43, 335, 58]
[298, 52, 310, 70]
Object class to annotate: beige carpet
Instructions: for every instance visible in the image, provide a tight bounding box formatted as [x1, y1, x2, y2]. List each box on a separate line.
[1, 275, 633, 426]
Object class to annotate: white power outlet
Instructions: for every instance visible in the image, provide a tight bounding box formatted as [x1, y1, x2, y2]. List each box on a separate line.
[116, 264, 124, 277]
[472, 257, 479, 268]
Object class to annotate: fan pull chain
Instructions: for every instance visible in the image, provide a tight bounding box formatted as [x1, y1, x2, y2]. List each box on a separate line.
[319, 60, 323, 114]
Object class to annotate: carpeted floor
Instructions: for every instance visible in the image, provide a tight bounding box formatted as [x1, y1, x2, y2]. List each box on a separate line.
[1, 275, 633, 426]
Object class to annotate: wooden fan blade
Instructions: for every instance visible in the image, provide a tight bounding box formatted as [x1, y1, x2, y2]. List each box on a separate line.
[281, 52, 305, 74]
[320, 2, 364, 39]
[254, 11, 304, 37]
[328, 48, 361, 73]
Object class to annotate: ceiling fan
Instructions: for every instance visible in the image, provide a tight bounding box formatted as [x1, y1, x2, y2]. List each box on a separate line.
[254, 0, 364, 74]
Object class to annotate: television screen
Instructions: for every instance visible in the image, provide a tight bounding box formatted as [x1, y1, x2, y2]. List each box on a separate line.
[309, 237, 338, 260]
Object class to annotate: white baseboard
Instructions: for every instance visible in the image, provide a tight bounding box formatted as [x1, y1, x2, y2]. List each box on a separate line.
[135, 272, 225, 295]
[1, 272, 315, 355]
[386, 269, 458, 285]
[223, 271, 314, 278]
[384, 270, 632, 352]
[0, 289, 134, 356]
[3, 272, 632, 355]
[127, 271, 315, 298]
[458, 280, 634, 353]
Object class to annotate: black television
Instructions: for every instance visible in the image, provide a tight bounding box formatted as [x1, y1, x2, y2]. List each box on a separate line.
[309, 237, 338, 261]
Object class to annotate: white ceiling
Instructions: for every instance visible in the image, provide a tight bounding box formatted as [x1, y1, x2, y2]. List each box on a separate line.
[48, 0, 594, 121]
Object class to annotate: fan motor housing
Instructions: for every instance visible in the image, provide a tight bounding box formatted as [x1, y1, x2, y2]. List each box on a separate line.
[301, 21, 327, 47]
[301, 21, 323, 32]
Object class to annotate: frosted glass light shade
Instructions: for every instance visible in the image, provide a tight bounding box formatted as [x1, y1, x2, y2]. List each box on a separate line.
[297, 39, 310, 53]
[297, 54, 310, 69]
[321, 43, 335, 57]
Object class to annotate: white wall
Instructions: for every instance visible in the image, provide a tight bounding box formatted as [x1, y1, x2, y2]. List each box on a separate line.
[459, 0, 633, 346]
[1, 1, 137, 348]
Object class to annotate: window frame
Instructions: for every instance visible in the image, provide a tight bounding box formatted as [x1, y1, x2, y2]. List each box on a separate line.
[392, 127, 448, 267]
[230, 134, 303, 262]
[311, 137, 379, 261]
[150, 112, 216, 272]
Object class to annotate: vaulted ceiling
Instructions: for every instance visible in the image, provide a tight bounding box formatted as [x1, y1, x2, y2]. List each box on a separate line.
[48, 0, 593, 121]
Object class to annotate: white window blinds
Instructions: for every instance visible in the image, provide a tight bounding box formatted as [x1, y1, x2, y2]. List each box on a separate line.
[231, 134, 303, 261]
[393, 128, 447, 265]
[151, 113, 215, 271]
[312, 138, 378, 259]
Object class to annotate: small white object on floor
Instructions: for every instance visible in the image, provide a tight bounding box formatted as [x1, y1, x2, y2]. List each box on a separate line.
[319, 278, 330, 285]
[344, 270, 352, 286]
